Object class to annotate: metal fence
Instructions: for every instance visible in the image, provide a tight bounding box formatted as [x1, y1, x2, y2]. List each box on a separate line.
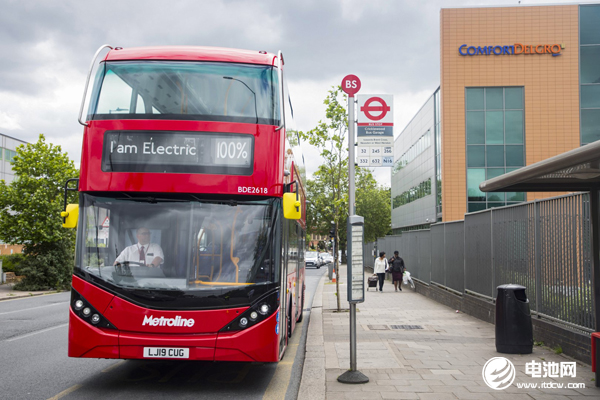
[365, 192, 594, 331]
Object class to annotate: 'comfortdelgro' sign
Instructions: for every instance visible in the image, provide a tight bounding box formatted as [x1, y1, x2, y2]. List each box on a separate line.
[459, 43, 564, 57]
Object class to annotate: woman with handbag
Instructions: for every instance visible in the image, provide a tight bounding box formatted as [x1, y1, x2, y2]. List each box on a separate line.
[373, 251, 388, 292]
[389, 250, 405, 292]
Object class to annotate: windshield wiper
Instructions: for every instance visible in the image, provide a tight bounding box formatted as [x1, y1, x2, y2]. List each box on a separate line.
[223, 76, 258, 123]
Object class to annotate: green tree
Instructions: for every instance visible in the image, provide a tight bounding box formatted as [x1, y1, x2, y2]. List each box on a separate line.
[302, 86, 393, 310]
[300, 86, 349, 311]
[356, 168, 392, 242]
[0, 134, 79, 290]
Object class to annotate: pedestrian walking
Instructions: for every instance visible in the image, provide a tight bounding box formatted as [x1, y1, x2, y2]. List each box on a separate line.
[389, 250, 405, 292]
[373, 251, 388, 292]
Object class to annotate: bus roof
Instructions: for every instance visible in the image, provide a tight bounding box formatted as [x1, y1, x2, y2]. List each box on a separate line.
[104, 46, 277, 66]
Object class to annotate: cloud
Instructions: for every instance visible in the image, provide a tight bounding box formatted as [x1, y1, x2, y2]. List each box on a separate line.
[0, 0, 573, 183]
[0, 112, 23, 131]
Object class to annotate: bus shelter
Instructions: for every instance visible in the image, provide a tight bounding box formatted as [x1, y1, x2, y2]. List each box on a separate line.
[480, 140, 600, 384]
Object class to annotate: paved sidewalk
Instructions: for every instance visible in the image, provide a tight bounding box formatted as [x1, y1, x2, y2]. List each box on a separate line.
[0, 282, 59, 301]
[300, 263, 599, 399]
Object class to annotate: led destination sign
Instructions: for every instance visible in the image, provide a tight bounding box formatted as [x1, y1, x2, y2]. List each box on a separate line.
[102, 130, 254, 175]
[459, 43, 564, 56]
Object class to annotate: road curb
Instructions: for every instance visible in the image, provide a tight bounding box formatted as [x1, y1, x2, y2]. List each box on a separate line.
[0, 291, 64, 302]
[298, 270, 327, 400]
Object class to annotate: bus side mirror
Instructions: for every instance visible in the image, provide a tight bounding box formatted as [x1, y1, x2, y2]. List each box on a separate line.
[283, 193, 301, 220]
[61, 204, 79, 228]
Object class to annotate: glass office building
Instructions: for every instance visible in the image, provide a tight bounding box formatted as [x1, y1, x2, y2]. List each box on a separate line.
[0, 133, 27, 185]
[0, 133, 27, 254]
[392, 3, 600, 230]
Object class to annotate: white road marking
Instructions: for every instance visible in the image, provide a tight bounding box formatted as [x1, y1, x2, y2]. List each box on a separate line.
[6, 323, 68, 342]
[0, 302, 68, 315]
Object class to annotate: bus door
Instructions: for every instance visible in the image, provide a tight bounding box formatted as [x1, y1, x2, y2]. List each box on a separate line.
[287, 221, 298, 336]
[278, 216, 289, 356]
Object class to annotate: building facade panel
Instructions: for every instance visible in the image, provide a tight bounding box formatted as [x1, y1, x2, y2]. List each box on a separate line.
[0, 133, 27, 185]
[391, 93, 437, 230]
[441, 5, 580, 221]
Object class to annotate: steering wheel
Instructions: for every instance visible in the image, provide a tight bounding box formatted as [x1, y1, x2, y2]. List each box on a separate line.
[115, 261, 148, 267]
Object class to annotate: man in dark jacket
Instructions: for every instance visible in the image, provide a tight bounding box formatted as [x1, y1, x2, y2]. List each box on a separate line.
[389, 250, 405, 292]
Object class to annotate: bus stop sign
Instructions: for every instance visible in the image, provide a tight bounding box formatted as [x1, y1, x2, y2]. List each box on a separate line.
[341, 75, 361, 97]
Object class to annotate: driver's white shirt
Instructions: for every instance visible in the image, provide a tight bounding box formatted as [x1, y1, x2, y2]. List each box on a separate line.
[115, 243, 164, 266]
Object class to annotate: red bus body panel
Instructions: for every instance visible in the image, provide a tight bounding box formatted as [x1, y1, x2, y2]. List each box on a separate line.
[215, 311, 279, 362]
[69, 46, 304, 363]
[102, 296, 248, 335]
[69, 279, 281, 361]
[72, 275, 115, 314]
[79, 120, 285, 196]
[119, 332, 217, 361]
[68, 308, 120, 358]
[104, 46, 276, 66]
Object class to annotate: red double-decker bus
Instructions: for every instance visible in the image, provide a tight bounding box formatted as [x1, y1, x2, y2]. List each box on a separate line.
[62, 45, 306, 362]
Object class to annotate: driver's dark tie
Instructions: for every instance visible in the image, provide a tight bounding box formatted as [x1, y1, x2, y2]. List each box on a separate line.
[139, 246, 145, 263]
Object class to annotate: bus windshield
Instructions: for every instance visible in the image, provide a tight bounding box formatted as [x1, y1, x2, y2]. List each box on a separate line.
[88, 61, 279, 125]
[77, 194, 279, 291]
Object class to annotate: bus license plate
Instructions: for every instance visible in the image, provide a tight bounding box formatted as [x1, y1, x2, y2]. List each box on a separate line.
[143, 347, 189, 359]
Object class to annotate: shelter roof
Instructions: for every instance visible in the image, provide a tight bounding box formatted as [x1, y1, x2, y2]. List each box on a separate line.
[480, 141, 600, 192]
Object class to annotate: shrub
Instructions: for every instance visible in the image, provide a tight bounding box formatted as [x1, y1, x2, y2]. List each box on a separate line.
[14, 240, 74, 291]
[0, 253, 25, 275]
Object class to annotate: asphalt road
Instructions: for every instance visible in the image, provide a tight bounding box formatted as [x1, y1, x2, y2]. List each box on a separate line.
[0, 267, 327, 400]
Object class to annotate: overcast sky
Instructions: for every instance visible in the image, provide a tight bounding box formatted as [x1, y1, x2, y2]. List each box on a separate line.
[0, 0, 573, 187]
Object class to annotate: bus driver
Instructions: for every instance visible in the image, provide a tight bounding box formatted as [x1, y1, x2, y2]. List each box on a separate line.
[114, 227, 164, 268]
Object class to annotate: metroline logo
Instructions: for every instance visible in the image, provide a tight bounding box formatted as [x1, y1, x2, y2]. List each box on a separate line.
[459, 43, 564, 57]
[142, 315, 195, 327]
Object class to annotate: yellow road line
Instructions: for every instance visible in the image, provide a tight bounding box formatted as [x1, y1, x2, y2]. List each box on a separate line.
[262, 322, 303, 400]
[101, 360, 127, 373]
[47, 384, 82, 400]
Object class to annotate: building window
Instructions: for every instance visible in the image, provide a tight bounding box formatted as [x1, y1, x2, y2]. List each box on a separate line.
[466, 87, 525, 212]
[392, 130, 431, 175]
[392, 178, 431, 209]
[3, 149, 17, 162]
[581, 5, 600, 145]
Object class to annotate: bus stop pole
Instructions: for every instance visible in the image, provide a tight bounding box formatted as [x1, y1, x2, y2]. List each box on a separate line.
[338, 86, 368, 384]
[348, 97, 357, 372]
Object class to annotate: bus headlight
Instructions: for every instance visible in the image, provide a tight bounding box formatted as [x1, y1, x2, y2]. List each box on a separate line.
[70, 288, 117, 330]
[259, 304, 270, 315]
[220, 290, 279, 333]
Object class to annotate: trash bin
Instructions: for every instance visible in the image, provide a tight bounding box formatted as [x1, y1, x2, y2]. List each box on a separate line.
[495, 284, 533, 354]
